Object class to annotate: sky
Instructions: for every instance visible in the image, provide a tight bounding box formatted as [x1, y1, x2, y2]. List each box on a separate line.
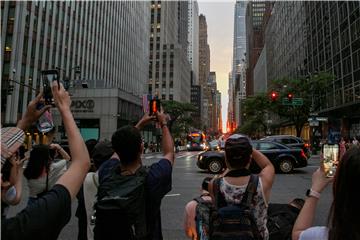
[198, 1, 236, 132]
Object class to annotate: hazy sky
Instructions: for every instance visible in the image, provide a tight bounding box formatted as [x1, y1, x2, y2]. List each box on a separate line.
[198, 1, 235, 132]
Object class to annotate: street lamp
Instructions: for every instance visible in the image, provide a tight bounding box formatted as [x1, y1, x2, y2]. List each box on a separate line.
[307, 70, 319, 154]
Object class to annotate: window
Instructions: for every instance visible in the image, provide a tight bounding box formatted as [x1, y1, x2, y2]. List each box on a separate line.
[258, 143, 279, 150]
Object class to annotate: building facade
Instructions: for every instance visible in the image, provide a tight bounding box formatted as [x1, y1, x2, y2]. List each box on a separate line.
[188, 0, 199, 85]
[245, 1, 273, 97]
[304, 1, 360, 139]
[1, 1, 150, 140]
[198, 14, 211, 127]
[148, 0, 191, 103]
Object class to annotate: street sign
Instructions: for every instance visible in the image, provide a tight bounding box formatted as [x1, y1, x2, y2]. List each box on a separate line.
[282, 98, 303, 106]
[316, 117, 328, 121]
[309, 120, 319, 126]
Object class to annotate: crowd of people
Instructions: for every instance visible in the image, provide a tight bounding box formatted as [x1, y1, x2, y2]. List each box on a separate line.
[1, 81, 360, 240]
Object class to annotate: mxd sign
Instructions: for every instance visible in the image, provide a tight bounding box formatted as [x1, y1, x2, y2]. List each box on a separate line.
[71, 100, 95, 112]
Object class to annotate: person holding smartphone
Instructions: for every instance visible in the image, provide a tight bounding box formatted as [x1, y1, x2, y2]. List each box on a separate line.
[292, 146, 360, 240]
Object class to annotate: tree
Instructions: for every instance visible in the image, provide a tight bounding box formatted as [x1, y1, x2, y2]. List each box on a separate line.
[269, 72, 334, 137]
[238, 93, 272, 137]
[161, 100, 197, 138]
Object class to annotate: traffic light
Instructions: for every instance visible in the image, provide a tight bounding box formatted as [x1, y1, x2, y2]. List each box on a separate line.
[287, 93, 294, 102]
[270, 91, 278, 102]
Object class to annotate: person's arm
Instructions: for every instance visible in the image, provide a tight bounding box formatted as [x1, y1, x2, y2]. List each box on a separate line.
[184, 200, 198, 239]
[292, 168, 333, 240]
[7, 157, 26, 205]
[50, 143, 71, 161]
[156, 112, 174, 164]
[52, 82, 90, 200]
[135, 113, 156, 130]
[16, 91, 51, 131]
[252, 149, 275, 201]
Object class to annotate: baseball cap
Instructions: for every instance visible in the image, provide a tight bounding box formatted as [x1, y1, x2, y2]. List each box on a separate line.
[92, 141, 113, 169]
[225, 134, 253, 161]
[1, 127, 25, 164]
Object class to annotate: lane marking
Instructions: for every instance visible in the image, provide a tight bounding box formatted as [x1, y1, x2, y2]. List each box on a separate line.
[165, 193, 181, 197]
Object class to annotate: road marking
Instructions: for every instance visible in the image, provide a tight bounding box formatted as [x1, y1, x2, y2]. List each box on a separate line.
[165, 193, 181, 197]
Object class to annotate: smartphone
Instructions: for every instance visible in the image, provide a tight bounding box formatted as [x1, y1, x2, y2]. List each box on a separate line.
[41, 69, 60, 105]
[322, 143, 339, 177]
[18, 146, 26, 159]
[149, 99, 160, 115]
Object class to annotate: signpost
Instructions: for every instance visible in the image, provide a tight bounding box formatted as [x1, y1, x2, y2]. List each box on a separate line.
[282, 98, 303, 106]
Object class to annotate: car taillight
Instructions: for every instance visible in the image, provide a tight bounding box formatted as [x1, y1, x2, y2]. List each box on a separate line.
[304, 143, 310, 148]
[300, 149, 307, 159]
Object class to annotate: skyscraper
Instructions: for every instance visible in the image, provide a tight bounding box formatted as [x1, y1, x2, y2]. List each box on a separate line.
[188, 0, 199, 85]
[230, 0, 248, 128]
[148, 1, 191, 102]
[1, 1, 150, 126]
[199, 14, 211, 127]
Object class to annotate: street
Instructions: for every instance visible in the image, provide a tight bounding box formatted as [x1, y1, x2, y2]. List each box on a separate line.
[8, 151, 332, 240]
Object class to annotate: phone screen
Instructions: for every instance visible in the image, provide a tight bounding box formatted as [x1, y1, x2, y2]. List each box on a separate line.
[42, 70, 59, 105]
[149, 99, 160, 115]
[322, 144, 339, 177]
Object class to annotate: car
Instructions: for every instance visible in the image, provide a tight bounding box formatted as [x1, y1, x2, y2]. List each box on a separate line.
[261, 135, 311, 157]
[208, 140, 220, 151]
[196, 140, 308, 174]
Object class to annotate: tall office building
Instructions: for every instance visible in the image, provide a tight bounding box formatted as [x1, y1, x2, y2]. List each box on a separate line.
[199, 14, 211, 127]
[1, 1, 150, 139]
[304, 1, 360, 138]
[148, 1, 191, 103]
[188, 0, 199, 85]
[245, 1, 273, 96]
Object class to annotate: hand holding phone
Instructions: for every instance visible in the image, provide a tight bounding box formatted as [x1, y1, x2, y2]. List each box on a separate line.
[41, 69, 60, 106]
[322, 143, 339, 177]
[149, 99, 160, 116]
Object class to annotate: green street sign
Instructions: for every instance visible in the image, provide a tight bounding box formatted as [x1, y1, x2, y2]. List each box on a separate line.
[282, 98, 303, 106]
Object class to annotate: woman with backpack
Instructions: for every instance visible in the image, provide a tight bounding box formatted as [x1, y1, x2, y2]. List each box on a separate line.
[292, 146, 360, 240]
[24, 143, 69, 205]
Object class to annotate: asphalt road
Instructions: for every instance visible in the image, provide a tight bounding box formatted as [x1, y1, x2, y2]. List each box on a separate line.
[7, 151, 332, 240]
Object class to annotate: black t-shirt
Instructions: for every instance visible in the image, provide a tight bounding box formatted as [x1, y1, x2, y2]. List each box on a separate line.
[2, 184, 71, 240]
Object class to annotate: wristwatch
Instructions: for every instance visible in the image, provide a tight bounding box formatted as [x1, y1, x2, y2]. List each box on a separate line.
[306, 189, 321, 199]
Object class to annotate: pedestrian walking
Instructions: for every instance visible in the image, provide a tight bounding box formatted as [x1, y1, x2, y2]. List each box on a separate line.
[339, 137, 346, 160]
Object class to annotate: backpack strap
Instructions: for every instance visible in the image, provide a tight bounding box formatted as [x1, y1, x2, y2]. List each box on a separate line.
[241, 174, 259, 207]
[209, 177, 227, 209]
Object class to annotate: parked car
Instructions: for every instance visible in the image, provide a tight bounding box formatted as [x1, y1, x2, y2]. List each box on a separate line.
[196, 140, 308, 174]
[261, 135, 311, 157]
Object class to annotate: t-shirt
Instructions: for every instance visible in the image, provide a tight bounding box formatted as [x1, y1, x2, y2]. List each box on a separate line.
[98, 158, 172, 240]
[83, 171, 100, 240]
[1, 184, 71, 240]
[299, 226, 328, 240]
[27, 159, 67, 197]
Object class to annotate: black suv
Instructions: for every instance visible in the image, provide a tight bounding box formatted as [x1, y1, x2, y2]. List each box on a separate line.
[196, 140, 308, 174]
[261, 135, 311, 157]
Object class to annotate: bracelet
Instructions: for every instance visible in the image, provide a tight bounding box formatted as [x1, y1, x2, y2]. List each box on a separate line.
[306, 188, 321, 199]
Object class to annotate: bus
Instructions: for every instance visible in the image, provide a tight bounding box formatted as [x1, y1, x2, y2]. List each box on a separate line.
[186, 131, 207, 151]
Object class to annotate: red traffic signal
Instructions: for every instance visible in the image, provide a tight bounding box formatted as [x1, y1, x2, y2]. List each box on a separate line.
[287, 93, 294, 101]
[270, 91, 278, 102]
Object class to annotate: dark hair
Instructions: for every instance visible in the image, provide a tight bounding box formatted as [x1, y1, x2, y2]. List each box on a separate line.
[111, 125, 142, 165]
[85, 139, 98, 156]
[328, 146, 360, 240]
[24, 144, 52, 180]
[225, 135, 252, 169]
[201, 177, 213, 192]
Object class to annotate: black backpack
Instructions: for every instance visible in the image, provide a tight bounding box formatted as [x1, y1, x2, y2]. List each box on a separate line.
[267, 204, 300, 240]
[93, 165, 149, 240]
[209, 174, 262, 240]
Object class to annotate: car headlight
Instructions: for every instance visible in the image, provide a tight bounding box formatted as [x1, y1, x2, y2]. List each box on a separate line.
[198, 155, 203, 161]
[187, 144, 190, 148]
